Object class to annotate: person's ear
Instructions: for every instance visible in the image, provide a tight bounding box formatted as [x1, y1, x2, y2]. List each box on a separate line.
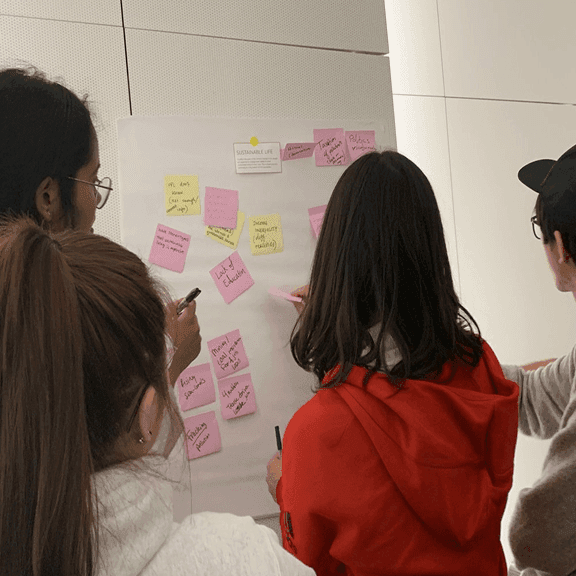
[35, 177, 62, 224]
[137, 386, 160, 445]
[553, 230, 572, 263]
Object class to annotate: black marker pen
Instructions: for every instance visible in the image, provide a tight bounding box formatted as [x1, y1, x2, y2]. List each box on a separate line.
[176, 287, 201, 315]
[275, 425, 282, 453]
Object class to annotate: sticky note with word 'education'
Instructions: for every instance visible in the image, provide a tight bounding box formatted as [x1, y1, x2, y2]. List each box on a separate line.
[204, 187, 239, 228]
[148, 224, 191, 273]
[207, 329, 249, 380]
[164, 175, 200, 216]
[178, 363, 216, 412]
[218, 373, 257, 420]
[345, 130, 376, 162]
[249, 213, 283, 255]
[184, 411, 221, 460]
[209, 251, 254, 304]
[282, 142, 317, 161]
[314, 128, 349, 166]
[206, 211, 245, 250]
[308, 204, 327, 238]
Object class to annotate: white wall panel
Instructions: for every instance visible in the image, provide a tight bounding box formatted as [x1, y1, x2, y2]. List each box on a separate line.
[126, 29, 395, 126]
[0, 0, 121, 26]
[123, 0, 388, 53]
[0, 15, 129, 242]
[384, 0, 444, 96]
[446, 97, 576, 365]
[392, 95, 458, 289]
[438, 0, 576, 103]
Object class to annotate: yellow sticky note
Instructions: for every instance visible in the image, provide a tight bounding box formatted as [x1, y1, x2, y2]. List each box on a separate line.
[164, 175, 200, 216]
[206, 211, 245, 249]
[249, 213, 284, 255]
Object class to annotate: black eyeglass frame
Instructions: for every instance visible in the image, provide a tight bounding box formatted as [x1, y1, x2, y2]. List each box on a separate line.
[68, 176, 113, 209]
[126, 385, 148, 433]
[531, 214, 541, 240]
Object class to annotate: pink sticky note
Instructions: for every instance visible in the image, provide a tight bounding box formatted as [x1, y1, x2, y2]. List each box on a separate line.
[178, 363, 216, 412]
[148, 224, 191, 273]
[218, 373, 257, 420]
[204, 187, 239, 228]
[314, 128, 349, 166]
[282, 142, 317, 161]
[184, 411, 221, 460]
[268, 287, 303, 302]
[308, 204, 327, 238]
[209, 251, 254, 304]
[345, 130, 376, 162]
[207, 329, 249, 379]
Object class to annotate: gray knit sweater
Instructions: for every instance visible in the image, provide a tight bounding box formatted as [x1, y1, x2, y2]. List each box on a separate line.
[503, 350, 576, 576]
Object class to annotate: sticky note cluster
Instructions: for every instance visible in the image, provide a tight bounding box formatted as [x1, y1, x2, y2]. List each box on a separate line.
[164, 175, 200, 216]
[249, 213, 283, 255]
[207, 329, 249, 379]
[204, 187, 238, 228]
[210, 251, 254, 304]
[148, 224, 191, 273]
[206, 211, 245, 249]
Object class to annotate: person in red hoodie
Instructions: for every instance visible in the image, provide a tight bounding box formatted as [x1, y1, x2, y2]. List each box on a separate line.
[266, 150, 519, 575]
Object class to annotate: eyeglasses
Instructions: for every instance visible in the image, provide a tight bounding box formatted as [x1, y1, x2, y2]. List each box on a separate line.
[68, 176, 113, 209]
[531, 215, 541, 240]
[126, 385, 148, 432]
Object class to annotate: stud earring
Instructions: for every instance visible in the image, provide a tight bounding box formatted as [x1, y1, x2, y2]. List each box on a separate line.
[138, 430, 152, 444]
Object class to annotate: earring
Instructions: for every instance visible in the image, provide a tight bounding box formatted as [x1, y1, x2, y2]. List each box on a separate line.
[138, 430, 152, 444]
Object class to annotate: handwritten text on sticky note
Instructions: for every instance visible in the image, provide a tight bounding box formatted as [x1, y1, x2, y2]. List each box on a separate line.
[314, 128, 349, 166]
[282, 142, 317, 161]
[178, 363, 216, 412]
[249, 213, 284, 255]
[164, 175, 200, 216]
[204, 187, 238, 228]
[206, 211, 245, 250]
[207, 329, 249, 379]
[345, 130, 376, 162]
[308, 205, 327, 238]
[210, 251, 254, 304]
[184, 412, 221, 460]
[148, 224, 191, 273]
[218, 373, 257, 419]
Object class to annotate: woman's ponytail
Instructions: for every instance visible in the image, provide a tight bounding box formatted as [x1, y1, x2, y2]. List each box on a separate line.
[0, 217, 95, 575]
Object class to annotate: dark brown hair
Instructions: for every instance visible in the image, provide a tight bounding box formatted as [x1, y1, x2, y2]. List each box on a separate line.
[0, 217, 183, 575]
[534, 193, 576, 258]
[0, 67, 94, 228]
[291, 150, 483, 389]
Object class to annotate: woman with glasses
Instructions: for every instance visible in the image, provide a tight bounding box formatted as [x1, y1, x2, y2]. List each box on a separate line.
[0, 216, 314, 576]
[0, 65, 199, 385]
[0, 67, 111, 232]
[502, 144, 576, 576]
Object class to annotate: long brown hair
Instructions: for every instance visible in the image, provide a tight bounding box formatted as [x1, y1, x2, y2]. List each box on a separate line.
[291, 150, 483, 389]
[0, 217, 183, 575]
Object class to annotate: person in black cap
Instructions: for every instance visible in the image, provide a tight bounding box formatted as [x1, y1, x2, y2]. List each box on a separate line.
[502, 144, 576, 576]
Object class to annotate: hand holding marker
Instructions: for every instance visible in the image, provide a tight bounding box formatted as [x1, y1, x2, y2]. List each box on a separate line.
[176, 287, 201, 316]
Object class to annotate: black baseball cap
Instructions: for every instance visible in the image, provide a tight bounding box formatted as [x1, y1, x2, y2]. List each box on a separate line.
[518, 144, 576, 225]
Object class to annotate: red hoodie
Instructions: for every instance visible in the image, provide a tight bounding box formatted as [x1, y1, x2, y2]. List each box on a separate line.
[277, 342, 519, 575]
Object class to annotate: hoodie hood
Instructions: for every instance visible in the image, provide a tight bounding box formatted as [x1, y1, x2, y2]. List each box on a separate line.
[331, 341, 519, 547]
